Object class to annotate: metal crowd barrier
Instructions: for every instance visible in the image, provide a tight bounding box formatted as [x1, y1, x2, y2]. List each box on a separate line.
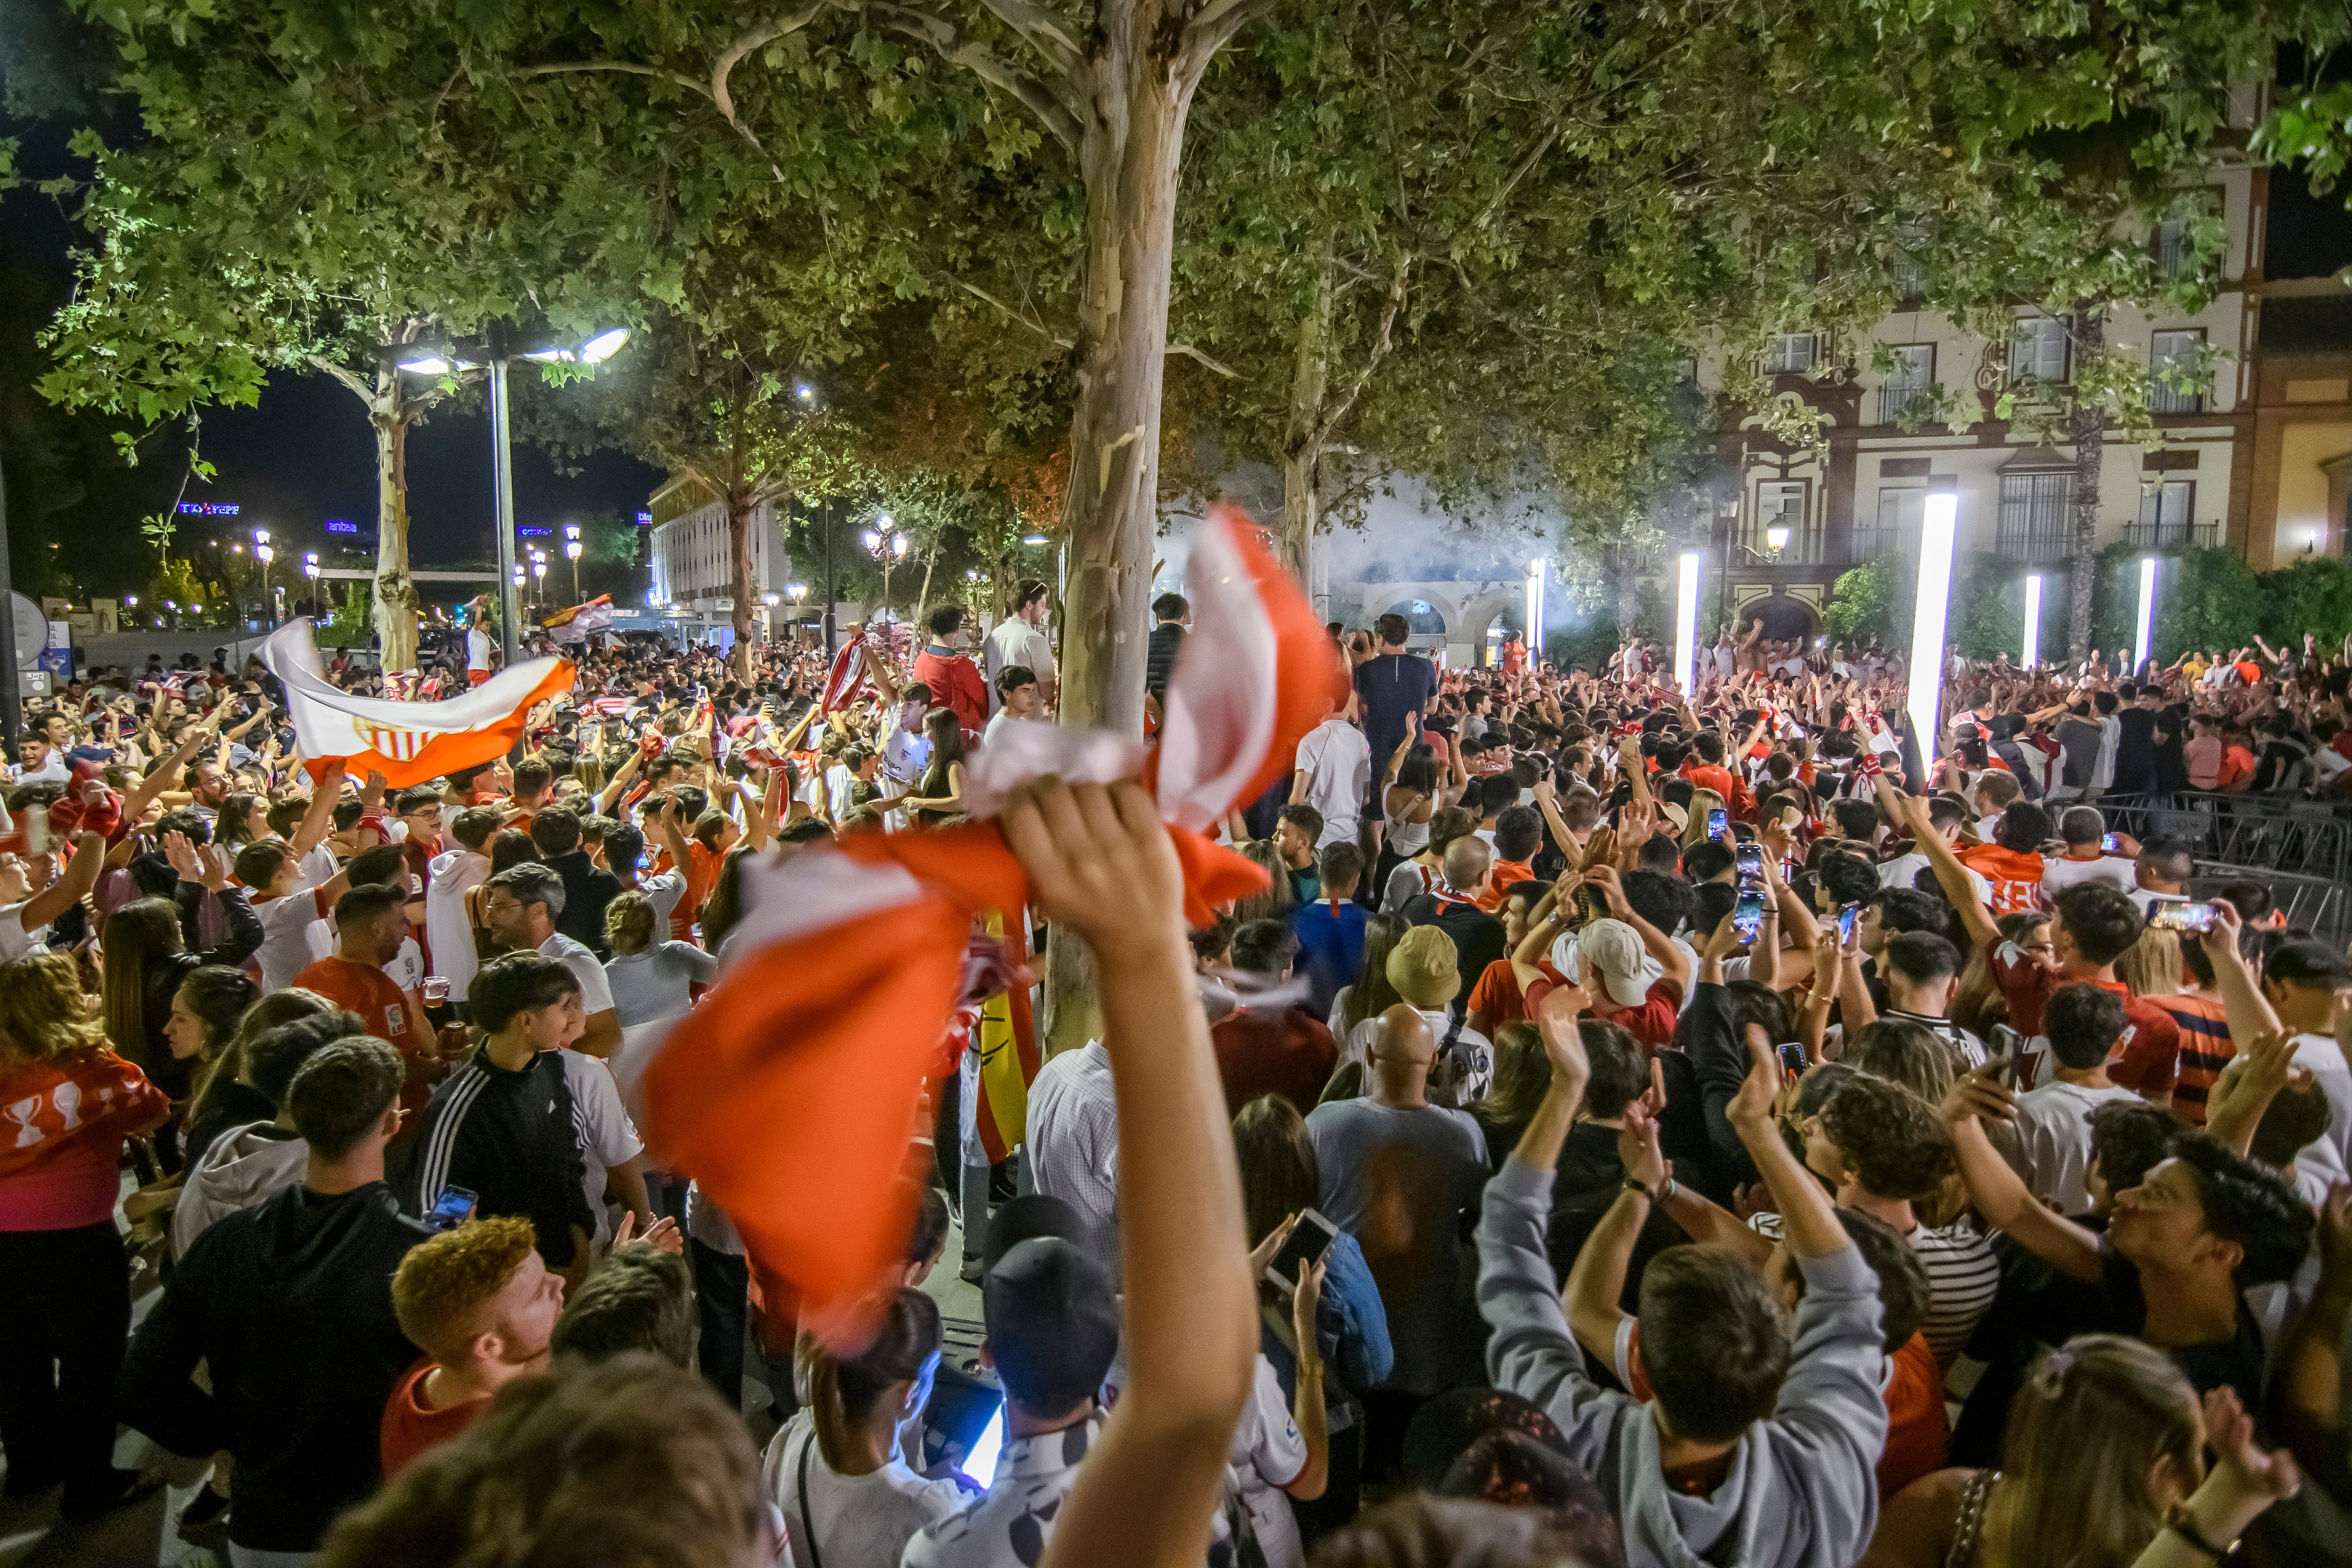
[2185, 862, 2352, 952]
[2090, 792, 2352, 890]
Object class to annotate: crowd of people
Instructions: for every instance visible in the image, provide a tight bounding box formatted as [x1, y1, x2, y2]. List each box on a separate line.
[0, 584, 2349, 1568]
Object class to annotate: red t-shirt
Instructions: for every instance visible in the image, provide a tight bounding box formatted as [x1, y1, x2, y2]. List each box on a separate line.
[380, 1358, 488, 1476]
[294, 955, 434, 1116]
[1469, 958, 1566, 1030]
[2217, 745, 2257, 791]
[1986, 936, 2180, 1092]
[1594, 977, 1683, 1050]
[1208, 1008, 1337, 1117]
[1681, 762, 1736, 802]
[911, 648, 989, 734]
[1879, 1331, 1950, 1499]
[1478, 859, 1534, 911]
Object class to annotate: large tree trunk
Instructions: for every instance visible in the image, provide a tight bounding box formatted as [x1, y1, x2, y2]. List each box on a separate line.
[369, 376, 420, 673]
[728, 490, 757, 683]
[1038, 37, 1199, 1056]
[1277, 251, 1336, 584]
[2065, 302, 2104, 664]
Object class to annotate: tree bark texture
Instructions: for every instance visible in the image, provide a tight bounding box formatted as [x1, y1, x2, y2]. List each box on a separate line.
[2066, 302, 2104, 664]
[1277, 252, 1335, 585]
[370, 374, 420, 673]
[728, 489, 758, 682]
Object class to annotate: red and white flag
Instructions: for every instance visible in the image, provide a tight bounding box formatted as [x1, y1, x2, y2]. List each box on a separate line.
[820, 640, 871, 714]
[624, 501, 1343, 1345]
[259, 620, 576, 787]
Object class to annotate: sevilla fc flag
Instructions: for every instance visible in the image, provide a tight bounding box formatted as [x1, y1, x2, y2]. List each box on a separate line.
[628, 500, 1344, 1346]
[260, 620, 576, 788]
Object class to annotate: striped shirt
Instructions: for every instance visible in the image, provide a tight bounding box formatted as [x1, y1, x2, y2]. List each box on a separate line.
[2150, 992, 2231, 1125]
[1753, 1210, 2000, 1370]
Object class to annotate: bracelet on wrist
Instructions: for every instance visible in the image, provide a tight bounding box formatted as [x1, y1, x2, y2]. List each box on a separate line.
[2162, 1502, 2232, 1560]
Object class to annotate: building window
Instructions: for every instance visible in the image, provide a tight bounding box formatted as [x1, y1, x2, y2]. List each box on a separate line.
[2151, 329, 2206, 415]
[1891, 218, 1930, 300]
[1996, 472, 2078, 563]
[2129, 480, 2205, 548]
[1856, 485, 1925, 561]
[2010, 316, 2067, 384]
[1763, 333, 1818, 376]
[1876, 345, 1935, 426]
[2155, 215, 2190, 281]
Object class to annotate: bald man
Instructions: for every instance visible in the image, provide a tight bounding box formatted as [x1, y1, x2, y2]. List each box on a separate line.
[1303, 1004, 1491, 1465]
[1402, 837, 1506, 996]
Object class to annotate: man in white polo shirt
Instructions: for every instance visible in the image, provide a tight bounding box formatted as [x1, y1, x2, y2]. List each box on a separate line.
[982, 579, 1056, 714]
[1290, 698, 1371, 851]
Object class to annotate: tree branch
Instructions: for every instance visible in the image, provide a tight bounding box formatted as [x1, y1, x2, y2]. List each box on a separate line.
[970, 0, 1087, 83]
[1184, 0, 1283, 63]
[1167, 342, 1242, 379]
[710, 3, 836, 141]
[955, 278, 1075, 349]
[511, 61, 715, 103]
[1318, 257, 1411, 438]
[1477, 120, 1560, 230]
[307, 355, 374, 404]
[866, 3, 1083, 154]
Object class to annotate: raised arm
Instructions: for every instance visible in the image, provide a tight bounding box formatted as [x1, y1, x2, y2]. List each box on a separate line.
[2201, 902, 2285, 1043]
[288, 760, 348, 863]
[1891, 787, 1999, 951]
[1003, 781, 1256, 1568]
[1587, 864, 1690, 997]
[1943, 1061, 2103, 1282]
[17, 832, 108, 933]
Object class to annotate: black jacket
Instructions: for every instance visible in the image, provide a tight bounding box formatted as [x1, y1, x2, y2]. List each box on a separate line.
[546, 847, 622, 958]
[118, 1181, 427, 1552]
[1399, 891, 1507, 1008]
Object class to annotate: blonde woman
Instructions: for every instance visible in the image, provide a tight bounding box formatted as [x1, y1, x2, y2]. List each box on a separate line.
[602, 889, 720, 1028]
[1863, 1335, 2297, 1568]
[1682, 787, 1726, 848]
[0, 952, 170, 1519]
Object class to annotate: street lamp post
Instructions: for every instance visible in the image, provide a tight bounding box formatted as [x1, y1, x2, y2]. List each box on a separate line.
[392, 323, 628, 672]
[564, 523, 583, 604]
[1907, 480, 1961, 768]
[862, 513, 909, 615]
[304, 553, 321, 618]
[530, 549, 547, 611]
[254, 529, 273, 626]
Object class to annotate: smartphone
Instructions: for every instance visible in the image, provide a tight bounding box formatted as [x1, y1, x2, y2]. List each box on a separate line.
[2149, 898, 2218, 934]
[423, 1185, 478, 1233]
[959, 1402, 1007, 1486]
[1837, 904, 1859, 944]
[2100, 832, 2121, 853]
[1988, 1023, 2022, 1071]
[1734, 842, 1764, 881]
[1732, 887, 1767, 942]
[1778, 1042, 1808, 1078]
[1265, 1209, 1340, 1296]
[1706, 808, 1729, 841]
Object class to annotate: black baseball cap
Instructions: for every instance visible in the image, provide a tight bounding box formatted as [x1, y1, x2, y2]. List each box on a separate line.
[983, 1237, 1119, 1418]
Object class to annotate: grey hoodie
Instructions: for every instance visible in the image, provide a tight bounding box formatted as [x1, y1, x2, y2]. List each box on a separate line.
[172, 1120, 308, 1259]
[1477, 1157, 1887, 1568]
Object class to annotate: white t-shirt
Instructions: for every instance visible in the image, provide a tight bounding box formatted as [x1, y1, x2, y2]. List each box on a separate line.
[0, 903, 40, 962]
[2040, 853, 2138, 898]
[1227, 1355, 1311, 1568]
[466, 627, 492, 673]
[1293, 719, 1372, 847]
[2293, 1032, 2352, 1179]
[255, 886, 335, 994]
[2011, 1078, 2142, 1215]
[765, 1413, 961, 1568]
[1877, 851, 1992, 904]
[557, 1046, 643, 1243]
[632, 868, 687, 933]
[983, 616, 1055, 711]
[540, 931, 616, 1016]
[426, 847, 490, 996]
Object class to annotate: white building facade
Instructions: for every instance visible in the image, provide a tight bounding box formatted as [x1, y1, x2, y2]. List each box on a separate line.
[645, 476, 793, 610]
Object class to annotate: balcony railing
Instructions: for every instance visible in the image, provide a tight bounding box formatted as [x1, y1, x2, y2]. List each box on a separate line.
[1994, 521, 2077, 564]
[1875, 383, 1934, 426]
[2122, 520, 2220, 551]
[2150, 380, 2204, 415]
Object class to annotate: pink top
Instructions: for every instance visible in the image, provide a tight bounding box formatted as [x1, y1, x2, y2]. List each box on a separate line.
[0, 1050, 168, 1231]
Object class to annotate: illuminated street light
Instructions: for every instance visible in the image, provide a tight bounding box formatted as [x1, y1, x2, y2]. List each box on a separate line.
[1907, 481, 1959, 765]
[1673, 551, 1701, 694]
[2133, 556, 2158, 676]
[2022, 574, 2042, 668]
[389, 324, 631, 673]
[1764, 524, 1791, 553]
[1022, 532, 1049, 546]
[787, 582, 808, 603]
